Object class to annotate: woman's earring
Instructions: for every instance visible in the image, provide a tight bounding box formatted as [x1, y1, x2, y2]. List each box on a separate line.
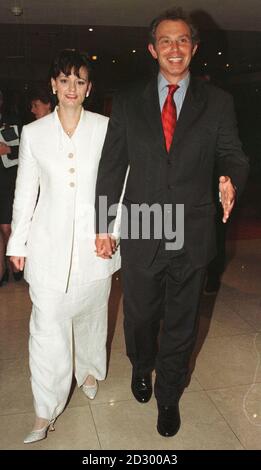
[52, 89, 56, 95]
[86, 91, 89, 97]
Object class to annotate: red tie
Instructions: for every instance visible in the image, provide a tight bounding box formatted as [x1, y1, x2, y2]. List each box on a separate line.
[161, 84, 179, 152]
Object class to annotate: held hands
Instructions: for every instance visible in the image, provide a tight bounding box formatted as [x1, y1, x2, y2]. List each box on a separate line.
[0, 141, 11, 155]
[95, 234, 117, 259]
[9, 256, 25, 271]
[219, 176, 236, 223]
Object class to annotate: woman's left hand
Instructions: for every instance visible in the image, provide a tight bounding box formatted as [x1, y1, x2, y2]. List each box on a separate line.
[0, 141, 11, 155]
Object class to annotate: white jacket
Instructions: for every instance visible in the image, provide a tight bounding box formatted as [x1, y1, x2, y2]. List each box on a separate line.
[7, 108, 121, 292]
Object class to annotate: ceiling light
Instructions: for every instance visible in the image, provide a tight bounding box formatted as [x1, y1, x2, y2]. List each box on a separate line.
[132, 49, 136, 53]
[11, 5, 23, 16]
[91, 55, 98, 61]
[218, 51, 222, 56]
[89, 28, 93, 32]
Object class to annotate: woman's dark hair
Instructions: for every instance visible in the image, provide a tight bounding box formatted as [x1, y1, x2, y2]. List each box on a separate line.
[149, 7, 200, 46]
[49, 49, 92, 81]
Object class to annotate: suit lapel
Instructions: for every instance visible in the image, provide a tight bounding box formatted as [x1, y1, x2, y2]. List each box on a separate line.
[170, 77, 207, 151]
[77, 110, 94, 148]
[142, 77, 166, 153]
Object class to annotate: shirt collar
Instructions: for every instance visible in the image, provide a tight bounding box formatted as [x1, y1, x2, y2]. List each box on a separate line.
[158, 72, 190, 93]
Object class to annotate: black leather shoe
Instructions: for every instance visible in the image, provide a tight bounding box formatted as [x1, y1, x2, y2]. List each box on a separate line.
[131, 372, 152, 403]
[157, 404, 181, 437]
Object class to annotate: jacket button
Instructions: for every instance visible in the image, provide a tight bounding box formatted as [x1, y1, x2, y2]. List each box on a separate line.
[69, 182, 75, 187]
[68, 153, 74, 159]
[69, 168, 75, 173]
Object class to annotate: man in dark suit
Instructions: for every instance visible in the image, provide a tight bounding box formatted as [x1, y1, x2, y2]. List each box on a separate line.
[95, 8, 249, 437]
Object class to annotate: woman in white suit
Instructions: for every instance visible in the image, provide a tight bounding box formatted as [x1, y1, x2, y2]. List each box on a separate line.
[7, 49, 120, 443]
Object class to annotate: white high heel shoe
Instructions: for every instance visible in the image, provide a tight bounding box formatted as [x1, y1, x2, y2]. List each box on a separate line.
[82, 380, 98, 400]
[24, 419, 55, 444]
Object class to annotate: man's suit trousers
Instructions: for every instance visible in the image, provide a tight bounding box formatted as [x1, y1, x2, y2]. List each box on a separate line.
[122, 246, 206, 405]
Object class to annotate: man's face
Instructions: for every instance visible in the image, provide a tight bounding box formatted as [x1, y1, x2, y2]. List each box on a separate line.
[148, 19, 198, 83]
[31, 99, 51, 119]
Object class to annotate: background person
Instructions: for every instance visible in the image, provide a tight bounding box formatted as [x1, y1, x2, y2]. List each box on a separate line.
[0, 89, 22, 286]
[29, 85, 52, 120]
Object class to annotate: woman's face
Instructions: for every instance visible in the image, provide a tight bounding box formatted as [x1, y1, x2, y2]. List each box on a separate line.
[51, 66, 91, 109]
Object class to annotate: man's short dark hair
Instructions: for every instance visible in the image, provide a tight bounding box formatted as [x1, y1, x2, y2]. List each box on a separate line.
[149, 7, 200, 46]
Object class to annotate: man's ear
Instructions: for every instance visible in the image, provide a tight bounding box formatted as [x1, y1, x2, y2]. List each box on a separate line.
[192, 44, 198, 57]
[148, 43, 158, 60]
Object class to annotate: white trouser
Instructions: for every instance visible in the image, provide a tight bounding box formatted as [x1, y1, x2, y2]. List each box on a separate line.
[28, 276, 112, 420]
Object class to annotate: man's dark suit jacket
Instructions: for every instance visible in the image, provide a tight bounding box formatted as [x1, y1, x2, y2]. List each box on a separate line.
[95, 76, 249, 269]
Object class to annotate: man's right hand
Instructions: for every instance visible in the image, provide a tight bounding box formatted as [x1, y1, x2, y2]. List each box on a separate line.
[9, 256, 25, 271]
[95, 234, 117, 259]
